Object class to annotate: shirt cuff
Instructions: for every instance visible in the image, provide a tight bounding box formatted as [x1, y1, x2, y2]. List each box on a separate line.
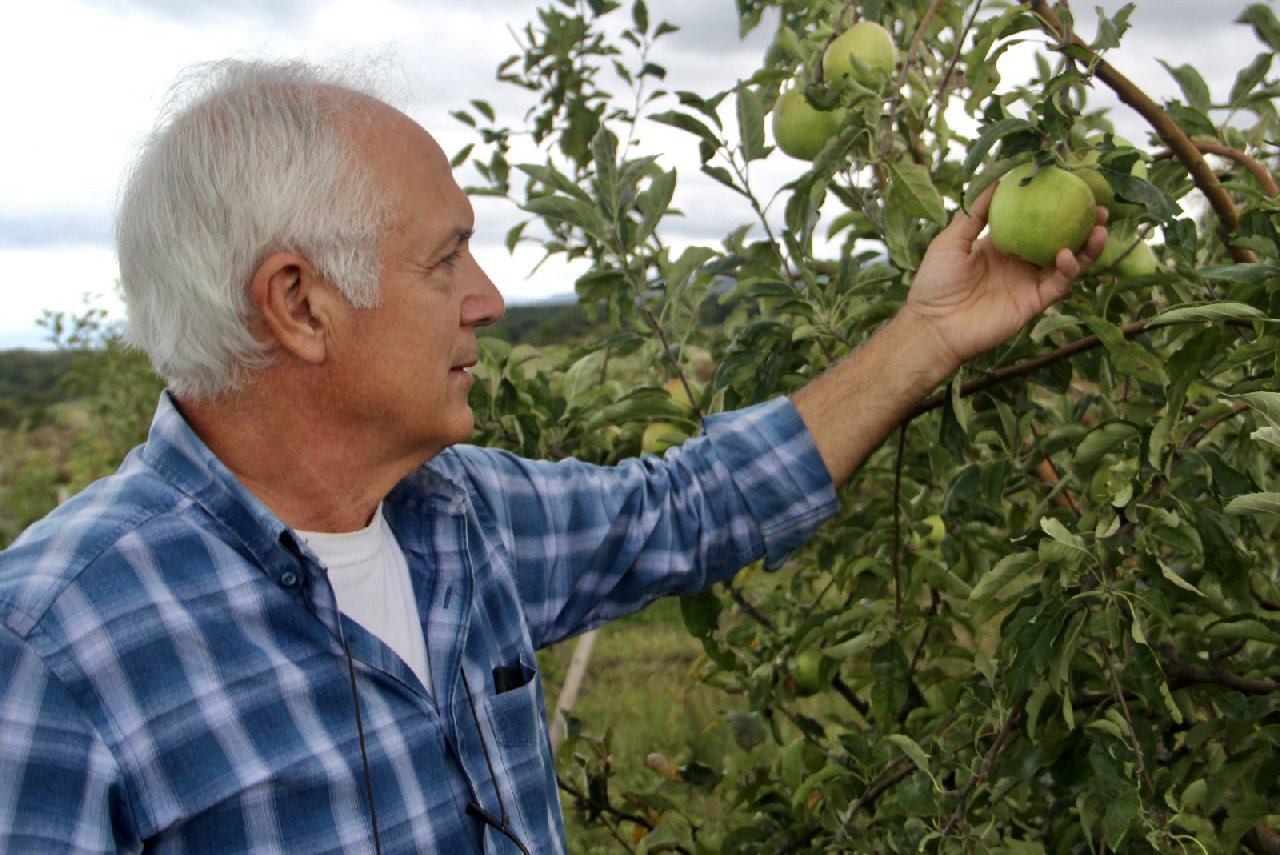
[703, 397, 839, 569]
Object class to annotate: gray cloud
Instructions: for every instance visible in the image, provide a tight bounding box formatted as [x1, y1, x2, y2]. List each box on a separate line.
[0, 213, 111, 250]
[84, 0, 319, 26]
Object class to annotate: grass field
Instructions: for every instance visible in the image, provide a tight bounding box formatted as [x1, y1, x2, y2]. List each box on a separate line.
[538, 595, 747, 853]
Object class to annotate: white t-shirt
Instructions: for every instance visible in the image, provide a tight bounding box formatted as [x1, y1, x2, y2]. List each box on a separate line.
[297, 506, 431, 692]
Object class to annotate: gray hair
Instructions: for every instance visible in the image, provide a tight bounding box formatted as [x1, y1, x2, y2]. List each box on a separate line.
[115, 59, 392, 400]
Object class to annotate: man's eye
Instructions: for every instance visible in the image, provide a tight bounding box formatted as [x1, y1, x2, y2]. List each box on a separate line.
[439, 251, 462, 268]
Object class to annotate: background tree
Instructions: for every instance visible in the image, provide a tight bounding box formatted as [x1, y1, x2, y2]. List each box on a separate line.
[456, 1, 1280, 851]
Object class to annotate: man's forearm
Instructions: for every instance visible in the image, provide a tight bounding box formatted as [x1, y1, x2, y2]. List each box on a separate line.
[790, 308, 960, 490]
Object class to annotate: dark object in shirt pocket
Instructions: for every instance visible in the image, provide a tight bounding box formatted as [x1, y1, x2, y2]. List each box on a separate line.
[486, 660, 542, 749]
[492, 660, 535, 694]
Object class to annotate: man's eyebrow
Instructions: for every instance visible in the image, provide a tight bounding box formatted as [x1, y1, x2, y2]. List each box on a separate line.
[427, 228, 474, 266]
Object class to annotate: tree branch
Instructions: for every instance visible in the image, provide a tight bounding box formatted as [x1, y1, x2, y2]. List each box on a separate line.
[1156, 140, 1280, 198]
[1027, 0, 1259, 264]
[909, 319, 1153, 418]
[556, 774, 656, 830]
[1161, 644, 1280, 695]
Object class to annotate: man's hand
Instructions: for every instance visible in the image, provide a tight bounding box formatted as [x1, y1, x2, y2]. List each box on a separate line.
[791, 182, 1108, 489]
[903, 183, 1109, 371]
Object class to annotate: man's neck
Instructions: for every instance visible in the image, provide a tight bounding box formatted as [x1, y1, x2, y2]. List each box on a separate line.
[175, 379, 423, 533]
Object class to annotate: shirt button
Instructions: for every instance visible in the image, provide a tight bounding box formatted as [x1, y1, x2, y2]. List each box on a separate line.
[280, 570, 300, 588]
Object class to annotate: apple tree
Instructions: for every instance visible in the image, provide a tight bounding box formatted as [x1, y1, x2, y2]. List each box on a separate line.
[454, 0, 1280, 851]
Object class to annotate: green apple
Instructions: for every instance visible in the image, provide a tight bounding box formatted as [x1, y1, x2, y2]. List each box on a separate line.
[1067, 136, 1148, 219]
[789, 648, 826, 696]
[772, 87, 843, 161]
[1116, 240, 1158, 276]
[914, 514, 945, 558]
[822, 21, 897, 89]
[641, 422, 683, 455]
[988, 163, 1097, 268]
[663, 377, 695, 411]
[1097, 231, 1158, 276]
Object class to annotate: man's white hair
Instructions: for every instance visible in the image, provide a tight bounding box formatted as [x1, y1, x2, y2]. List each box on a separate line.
[115, 59, 393, 401]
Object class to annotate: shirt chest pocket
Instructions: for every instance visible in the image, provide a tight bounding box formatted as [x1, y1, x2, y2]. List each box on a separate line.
[482, 659, 544, 748]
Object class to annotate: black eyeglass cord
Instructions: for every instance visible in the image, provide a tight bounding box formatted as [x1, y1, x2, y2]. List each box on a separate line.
[460, 668, 534, 855]
[341, 642, 533, 855]
[344, 639, 384, 855]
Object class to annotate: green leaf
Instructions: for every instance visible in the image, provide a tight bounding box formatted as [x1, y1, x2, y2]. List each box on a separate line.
[1197, 262, 1280, 284]
[1158, 61, 1211, 114]
[735, 86, 768, 162]
[516, 163, 594, 202]
[823, 629, 879, 660]
[1006, 603, 1071, 695]
[636, 168, 677, 244]
[1205, 617, 1280, 645]
[679, 589, 720, 637]
[1103, 788, 1139, 848]
[1159, 561, 1205, 597]
[962, 118, 1032, 178]
[562, 351, 606, 404]
[1252, 425, 1280, 449]
[888, 159, 947, 225]
[450, 143, 474, 168]
[1237, 3, 1280, 50]
[1225, 491, 1280, 517]
[660, 245, 716, 294]
[964, 157, 1024, 210]
[1148, 301, 1268, 327]
[1100, 170, 1181, 223]
[700, 164, 750, 199]
[1072, 420, 1140, 472]
[1237, 391, 1280, 429]
[504, 220, 529, 253]
[522, 195, 606, 237]
[968, 552, 1039, 605]
[791, 765, 850, 810]
[724, 710, 767, 752]
[650, 110, 721, 154]
[886, 734, 939, 789]
[631, 0, 648, 34]
[1230, 52, 1273, 109]
[1082, 315, 1168, 385]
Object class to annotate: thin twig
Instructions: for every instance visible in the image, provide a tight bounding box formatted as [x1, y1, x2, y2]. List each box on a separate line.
[940, 693, 1027, 835]
[727, 581, 776, 633]
[879, 0, 944, 162]
[1100, 644, 1151, 789]
[556, 774, 654, 829]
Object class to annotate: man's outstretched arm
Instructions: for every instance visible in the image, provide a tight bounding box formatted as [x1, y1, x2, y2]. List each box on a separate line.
[791, 184, 1108, 489]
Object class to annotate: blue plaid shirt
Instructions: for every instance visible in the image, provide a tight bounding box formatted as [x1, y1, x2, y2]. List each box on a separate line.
[0, 393, 836, 853]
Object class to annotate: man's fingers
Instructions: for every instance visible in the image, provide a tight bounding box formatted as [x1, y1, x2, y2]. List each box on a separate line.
[942, 183, 996, 246]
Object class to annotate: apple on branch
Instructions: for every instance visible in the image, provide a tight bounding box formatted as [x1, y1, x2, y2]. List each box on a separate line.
[822, 20, 897, 90]
[771, 86, 844, 161]
[988, 162, 1098, 268]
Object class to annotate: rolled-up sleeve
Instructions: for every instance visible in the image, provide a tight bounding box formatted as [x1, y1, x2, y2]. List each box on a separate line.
[702, 397, 837, 569]
[444, 396, 838, 647]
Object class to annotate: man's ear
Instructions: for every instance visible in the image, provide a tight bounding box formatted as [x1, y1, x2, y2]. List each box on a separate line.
[250, 252, 341, 365]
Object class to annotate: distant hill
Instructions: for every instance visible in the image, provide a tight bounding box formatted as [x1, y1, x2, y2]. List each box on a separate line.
[479, 297, 604, 347]
[0, 299, 596, 427]
[0, 349, 79, 427]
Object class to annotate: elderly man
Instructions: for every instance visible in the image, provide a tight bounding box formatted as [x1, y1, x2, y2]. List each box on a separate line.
[0, 60, 1103, 852]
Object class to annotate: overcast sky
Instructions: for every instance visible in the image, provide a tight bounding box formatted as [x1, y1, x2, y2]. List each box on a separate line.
[0, 0, 1268, 349]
